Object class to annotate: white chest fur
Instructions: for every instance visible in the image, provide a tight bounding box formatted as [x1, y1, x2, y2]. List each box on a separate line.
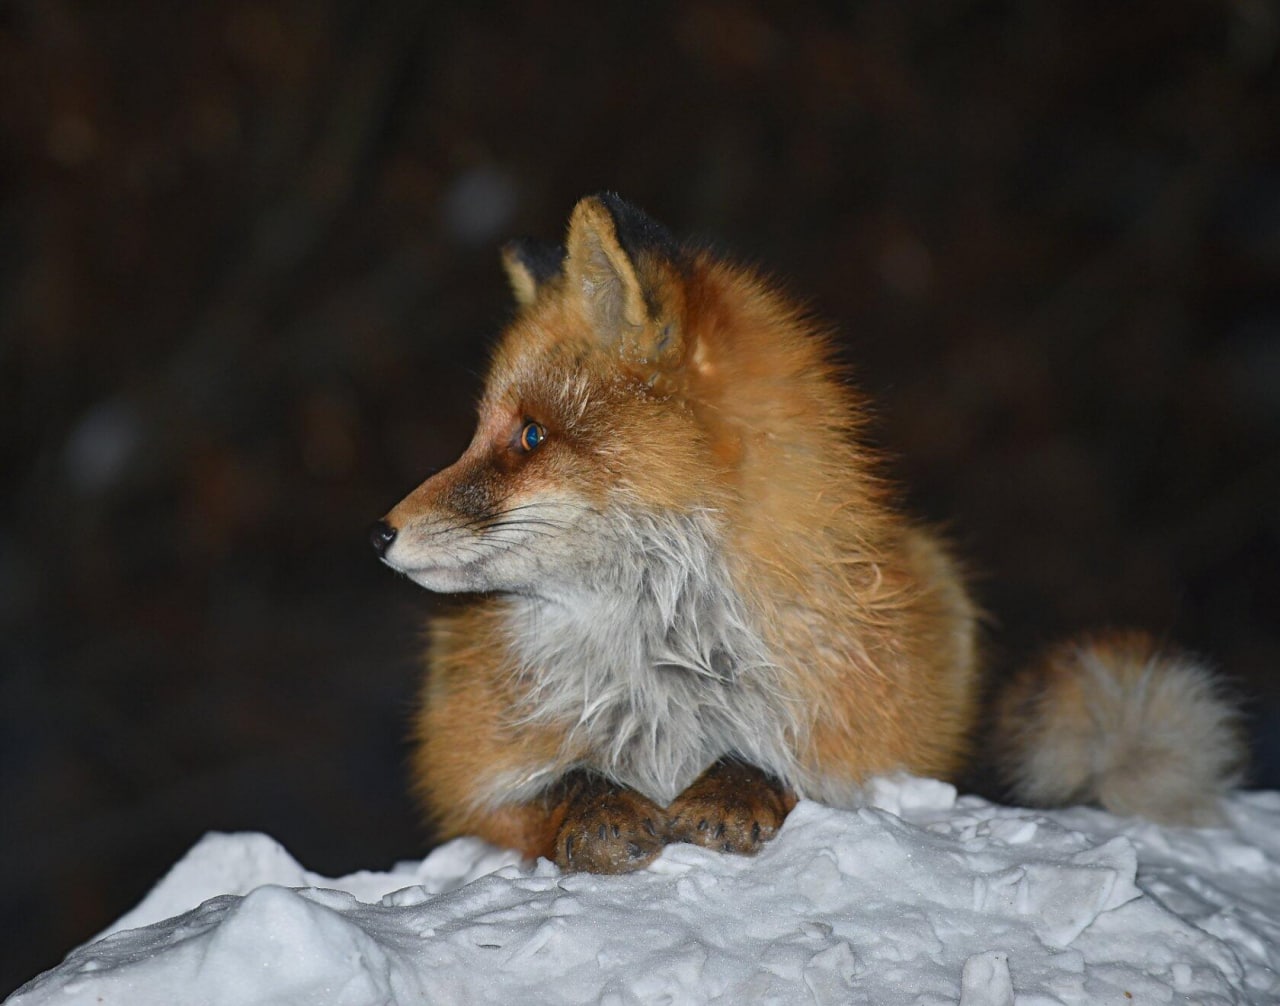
[503, 510, 804, 805]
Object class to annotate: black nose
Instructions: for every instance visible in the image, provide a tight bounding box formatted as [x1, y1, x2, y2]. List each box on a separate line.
[369, 520, 397, 556]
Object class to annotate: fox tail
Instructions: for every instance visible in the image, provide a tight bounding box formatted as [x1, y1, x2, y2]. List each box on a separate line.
[991, 631, 1246, 825]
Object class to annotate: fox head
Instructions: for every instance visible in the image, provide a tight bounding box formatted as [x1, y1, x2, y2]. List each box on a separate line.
[371, 194, 741, 596]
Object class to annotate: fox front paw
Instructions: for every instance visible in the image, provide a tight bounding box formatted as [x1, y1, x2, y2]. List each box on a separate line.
[666, 759, 795, 855]
[553, 777, 669, 874]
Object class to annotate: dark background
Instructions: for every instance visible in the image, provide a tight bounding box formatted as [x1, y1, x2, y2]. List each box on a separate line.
[3, 0, 1278, 991]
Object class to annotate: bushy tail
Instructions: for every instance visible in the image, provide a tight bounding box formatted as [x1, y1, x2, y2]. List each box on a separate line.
[991, 630, 1246, 826]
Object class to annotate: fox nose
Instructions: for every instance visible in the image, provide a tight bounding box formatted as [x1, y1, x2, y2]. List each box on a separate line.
[369, 519, 398, 557]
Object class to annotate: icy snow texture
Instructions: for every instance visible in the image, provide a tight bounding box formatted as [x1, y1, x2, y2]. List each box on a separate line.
[9, 777, 1280, 1005]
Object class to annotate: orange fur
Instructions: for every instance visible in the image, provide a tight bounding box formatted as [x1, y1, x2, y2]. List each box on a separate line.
[409, 600, 578, 859]
[378, 195, 1243, 866]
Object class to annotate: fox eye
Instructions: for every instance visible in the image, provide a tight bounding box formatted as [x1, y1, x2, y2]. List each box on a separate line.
[517, 420, 546, 453]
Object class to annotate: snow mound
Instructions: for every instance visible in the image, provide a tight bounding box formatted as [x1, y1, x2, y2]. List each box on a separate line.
[9, 777, 1280, 1005]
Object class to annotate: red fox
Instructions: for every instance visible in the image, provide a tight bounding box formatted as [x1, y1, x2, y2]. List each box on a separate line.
[371, 194, 1245, 872]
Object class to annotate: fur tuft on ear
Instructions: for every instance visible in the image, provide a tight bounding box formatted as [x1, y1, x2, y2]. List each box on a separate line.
[564, 194, 685, 372]
[501, 238, 566, 307]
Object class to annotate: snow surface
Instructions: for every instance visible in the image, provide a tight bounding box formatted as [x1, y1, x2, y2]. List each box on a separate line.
[9, 776, 1280, 1005]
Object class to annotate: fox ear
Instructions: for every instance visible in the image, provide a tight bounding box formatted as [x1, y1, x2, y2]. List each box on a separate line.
[501, 238, 565, 307]
[564, 194, 683, 369]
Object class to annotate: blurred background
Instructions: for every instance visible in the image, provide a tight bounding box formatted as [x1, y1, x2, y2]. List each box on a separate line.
[3, 0, 1278, 990]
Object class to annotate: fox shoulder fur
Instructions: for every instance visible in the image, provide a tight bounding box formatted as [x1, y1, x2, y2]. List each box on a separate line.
[375, 194, 1245, 871]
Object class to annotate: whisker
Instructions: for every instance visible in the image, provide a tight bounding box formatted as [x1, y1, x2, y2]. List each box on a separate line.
[490, 526, 558, 543]
[483, 520, 565, 534]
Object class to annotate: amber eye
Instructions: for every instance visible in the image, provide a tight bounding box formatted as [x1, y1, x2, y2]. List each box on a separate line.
[517, 420, 546, 453]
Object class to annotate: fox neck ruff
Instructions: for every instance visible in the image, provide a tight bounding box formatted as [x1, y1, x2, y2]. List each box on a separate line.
[501, 508, 806, 806]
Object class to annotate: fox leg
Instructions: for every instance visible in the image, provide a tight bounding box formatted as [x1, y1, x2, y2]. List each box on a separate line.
[666, 759, 796, 855]
[413, 614, 590, 861]
[552, 773, 670, 873]
[552, 760, 796, 871]
[435, 795, 569, 863]
[414, 650, 671, 869]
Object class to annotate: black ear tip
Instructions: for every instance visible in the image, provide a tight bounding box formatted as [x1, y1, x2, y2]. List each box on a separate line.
[593, 190, 635, 213]
[586, 193, 680, 263]
[505, 237, 566, 285]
